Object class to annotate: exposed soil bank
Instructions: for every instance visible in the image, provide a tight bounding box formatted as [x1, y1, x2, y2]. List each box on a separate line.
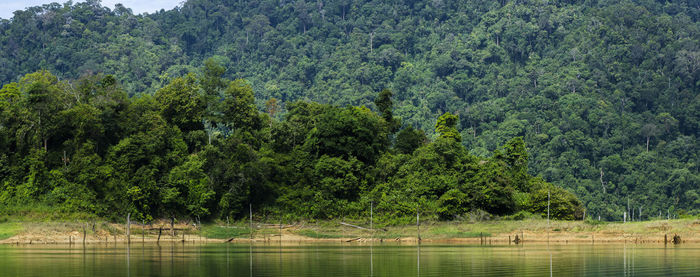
[1, 219, 699, 245]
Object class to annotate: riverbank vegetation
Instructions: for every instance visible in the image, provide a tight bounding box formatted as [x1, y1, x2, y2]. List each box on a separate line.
[0, 67, 583, 223]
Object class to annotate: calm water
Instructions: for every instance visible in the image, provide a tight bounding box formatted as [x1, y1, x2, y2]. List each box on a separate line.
[0, 242, 698, 276]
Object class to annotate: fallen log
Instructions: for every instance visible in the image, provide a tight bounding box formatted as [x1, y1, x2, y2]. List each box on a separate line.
[258, 223, 296, 228]
[216, 226, 245, 229]
[345, 237, 362, 242]
[340, 222, 369, 230]
[340, 222, 387, 231]
[143, 227, 191, 231]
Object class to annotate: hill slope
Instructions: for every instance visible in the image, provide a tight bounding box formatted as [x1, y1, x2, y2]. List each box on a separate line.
[0, 0, 698, 219]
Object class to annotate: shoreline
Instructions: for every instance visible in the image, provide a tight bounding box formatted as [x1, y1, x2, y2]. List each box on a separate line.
[2, 219, 698, 245]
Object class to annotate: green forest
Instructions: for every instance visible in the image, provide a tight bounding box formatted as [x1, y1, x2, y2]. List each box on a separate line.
[0, 0, 698, 222]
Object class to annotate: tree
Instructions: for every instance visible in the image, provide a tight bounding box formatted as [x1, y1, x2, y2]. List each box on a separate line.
[305, 105, 388, 163]
[155, 73, 205, 133]
[435, 112, 461, 142]
[19, 71, 70, 151]
[200, 58, 228, 144]
[265, 98, 279, 118]
[374, 88, 400, 133]
[494, 137, 530, 191]
[221, 79, 261, 133]
[167, 154, 215, 218]
[468, 159, 516, 215]
[200, 57, 227, 100]
[395, 126, 426, 154]
[525, 178, 584, 220]
[640, 123, 659, 152]
[656, 112, 678, 136]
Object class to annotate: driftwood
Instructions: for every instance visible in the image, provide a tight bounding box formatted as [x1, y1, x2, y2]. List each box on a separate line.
[143, 227, 190, 231]
[225, 237, 235, 243]
[345, 237, 362, 242]
[340, 222, 369, 230]
[217, 225, 245, 229]
[340, 222, 387, 231]
[258, 223, 296, 228]
[215, 225, 295, 229]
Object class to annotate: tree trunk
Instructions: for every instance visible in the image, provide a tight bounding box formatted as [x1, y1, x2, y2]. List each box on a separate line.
[249, 204, 253, 240]
[599, 168, 606, 194]
[82, 223, 87, 244]
[646, 136, 650, 152]
[416, 205, 421, 241]
[126, 213, 131, 244]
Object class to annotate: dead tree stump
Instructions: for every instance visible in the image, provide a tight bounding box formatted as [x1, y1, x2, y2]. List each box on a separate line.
[673, 234, 682, 244]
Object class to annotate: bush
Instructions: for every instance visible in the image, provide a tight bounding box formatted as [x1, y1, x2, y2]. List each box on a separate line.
[503, 211, 541, 220]
[524, 178, 584, 220]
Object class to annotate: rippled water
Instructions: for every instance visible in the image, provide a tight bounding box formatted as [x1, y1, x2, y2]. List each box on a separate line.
[1, 242, 698, 276]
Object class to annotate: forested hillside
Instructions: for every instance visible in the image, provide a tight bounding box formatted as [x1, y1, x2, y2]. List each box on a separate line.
[0, 70, 583, 222]
[0, 0, 698, 220]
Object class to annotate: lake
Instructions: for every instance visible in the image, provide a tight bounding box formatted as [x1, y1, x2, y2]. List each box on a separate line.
[1, 242, 698, 276]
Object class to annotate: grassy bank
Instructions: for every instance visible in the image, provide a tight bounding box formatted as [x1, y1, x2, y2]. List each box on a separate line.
[1, 218, 699, 244]
[234, 218, 699, 243]
[0, 222, 22, 240]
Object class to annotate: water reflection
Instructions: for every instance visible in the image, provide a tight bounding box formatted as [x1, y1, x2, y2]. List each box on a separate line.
[249, 243, 253, 277]
[624, 244, 627, 276]
[126, 244, 130, 277]
[369, 242, 373, 276]
[1, 243, 700, 276]
[549, 251, 552, 277]
[416, 243, 420, 277]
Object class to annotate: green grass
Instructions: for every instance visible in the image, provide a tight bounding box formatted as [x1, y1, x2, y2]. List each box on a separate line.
[436, 230, 491, 238]
[201, 225, 250, 239]
[294, 229, 345, 239]
[0, 222, 22, 240]
[373, 232, 406, 239]
[426, 225, 491, 238]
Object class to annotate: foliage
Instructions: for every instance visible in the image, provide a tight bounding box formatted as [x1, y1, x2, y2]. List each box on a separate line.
[435, 112, 461, 142]
[395, 126, 426, 154]
[0, 69, 584, 222]
[0, 0, 698, 221]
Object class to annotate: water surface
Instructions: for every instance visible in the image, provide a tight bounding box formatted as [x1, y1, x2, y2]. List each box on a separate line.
[0, 242, 697, 276]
